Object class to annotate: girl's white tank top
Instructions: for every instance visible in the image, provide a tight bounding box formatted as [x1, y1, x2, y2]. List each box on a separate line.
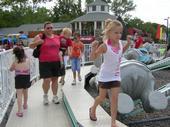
[98, 40, 123, 82]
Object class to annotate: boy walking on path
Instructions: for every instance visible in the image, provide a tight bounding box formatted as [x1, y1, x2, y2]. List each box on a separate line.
[70, 33, 84, 85]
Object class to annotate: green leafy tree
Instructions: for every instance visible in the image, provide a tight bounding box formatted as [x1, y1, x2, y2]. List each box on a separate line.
[0, 9, 15, 27]
[52, 0, 84, 22]
[124, 17, 160, 41]
[125, 17, 144, 30]
[111, 0, 136, 17]
[0, 0, 52, 5]
[22, 7, 51, 24]
[85, 0, 94, 5]
[102, 0, 111, 3]
[0, 5, 52, 27]
[0, 0, 53, 27]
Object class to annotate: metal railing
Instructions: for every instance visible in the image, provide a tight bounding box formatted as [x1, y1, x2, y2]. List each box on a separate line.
[0, 44, 92, 124]
[0, 48, 40, 123]
[0, 49, 16, 124]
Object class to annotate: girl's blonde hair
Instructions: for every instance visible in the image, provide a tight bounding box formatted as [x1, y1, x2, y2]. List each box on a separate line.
[61, 28, 72, 35]
[103, 19, 123, 40]
[104, 18, 113, 28]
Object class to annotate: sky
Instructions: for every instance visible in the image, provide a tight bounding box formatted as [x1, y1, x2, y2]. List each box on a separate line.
[44, 0, 170, 26]
[129, 0, 170, 25]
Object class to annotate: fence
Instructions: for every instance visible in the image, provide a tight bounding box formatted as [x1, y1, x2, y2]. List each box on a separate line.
[0, 48, 39, 123]
[0, 50, 15, 124]
[0, 44, 92, 124]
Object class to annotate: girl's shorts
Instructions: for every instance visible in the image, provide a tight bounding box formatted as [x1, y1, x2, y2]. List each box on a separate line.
[98, 81, 120, 89]
[15, 75, 31, 89]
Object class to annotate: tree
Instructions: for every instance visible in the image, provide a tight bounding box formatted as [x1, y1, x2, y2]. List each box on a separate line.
[0, 0, 52, 5]
[23, 7, 51, 24]
[124, 17, 161, 41]
[102, 0, 111, 3]
[117, 16, 127, 40]
[52, 0, 84, 22]
[0, 0, 52, 28]
[111, 0, 136, 18]
[125, 17, 144, 30]
[85, 0, 94, 5]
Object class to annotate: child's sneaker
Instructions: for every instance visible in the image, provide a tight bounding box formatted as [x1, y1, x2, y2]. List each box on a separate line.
[72, 79, 76, 85]
[43, 94, 49, 105]
[52, 96, 60, 104]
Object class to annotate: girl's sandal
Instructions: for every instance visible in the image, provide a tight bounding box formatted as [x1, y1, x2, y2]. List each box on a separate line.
[23, 104, 28, 110]
[89, 108, 97, 121]
[16, 112, 23, 117]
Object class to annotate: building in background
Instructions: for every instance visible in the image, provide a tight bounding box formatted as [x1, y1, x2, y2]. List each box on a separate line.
[0, 0, 115, 44]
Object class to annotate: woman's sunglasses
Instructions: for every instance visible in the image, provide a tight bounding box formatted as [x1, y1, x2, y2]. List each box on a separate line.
[46, 27, 53, 30]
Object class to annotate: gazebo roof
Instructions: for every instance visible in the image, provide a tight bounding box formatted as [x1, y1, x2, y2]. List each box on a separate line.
[71, 12, 116, 22]
[88, 0, 108, 6]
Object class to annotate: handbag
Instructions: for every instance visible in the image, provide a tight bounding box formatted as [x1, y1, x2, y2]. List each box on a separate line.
[32, 33, 45, 58]
[32, 44, 42, 58]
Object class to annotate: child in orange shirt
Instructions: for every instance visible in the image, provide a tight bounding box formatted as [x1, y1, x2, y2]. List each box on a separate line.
[70, 33, 84, 85]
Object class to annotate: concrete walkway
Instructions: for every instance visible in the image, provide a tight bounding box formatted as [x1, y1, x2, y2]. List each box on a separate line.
[6, 65, 127, 127]
[6, 79, 71, 127]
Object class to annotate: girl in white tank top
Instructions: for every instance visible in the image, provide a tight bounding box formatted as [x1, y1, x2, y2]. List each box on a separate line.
[98, 40, 123, 82]
[89, 19, 131, 127]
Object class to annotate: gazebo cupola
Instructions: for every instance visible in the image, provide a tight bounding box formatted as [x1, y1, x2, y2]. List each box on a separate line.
[86, 0, 109, 14]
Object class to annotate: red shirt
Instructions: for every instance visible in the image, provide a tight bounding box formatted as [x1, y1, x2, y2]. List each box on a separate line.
[39, 35, 60, 62]
[134, 36, 143, 48]
[59, 35, 72, 55]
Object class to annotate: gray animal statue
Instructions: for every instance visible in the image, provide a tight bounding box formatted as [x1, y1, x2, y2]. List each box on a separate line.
[124, 48, 155, 64]
[124, 42, 166, 64]
[88, 59, 168, 114]
[119, 60, 167, 113]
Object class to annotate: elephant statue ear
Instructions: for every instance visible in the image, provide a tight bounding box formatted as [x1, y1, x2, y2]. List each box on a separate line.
[117, 93, 134, 114]
[149, 91, 168, 110]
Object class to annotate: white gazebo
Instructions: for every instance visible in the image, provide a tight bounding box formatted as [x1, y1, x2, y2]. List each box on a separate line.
[70, 0, 116, 37]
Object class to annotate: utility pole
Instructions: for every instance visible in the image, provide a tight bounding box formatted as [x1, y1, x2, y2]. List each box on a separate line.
[164, 17, 169, 44]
